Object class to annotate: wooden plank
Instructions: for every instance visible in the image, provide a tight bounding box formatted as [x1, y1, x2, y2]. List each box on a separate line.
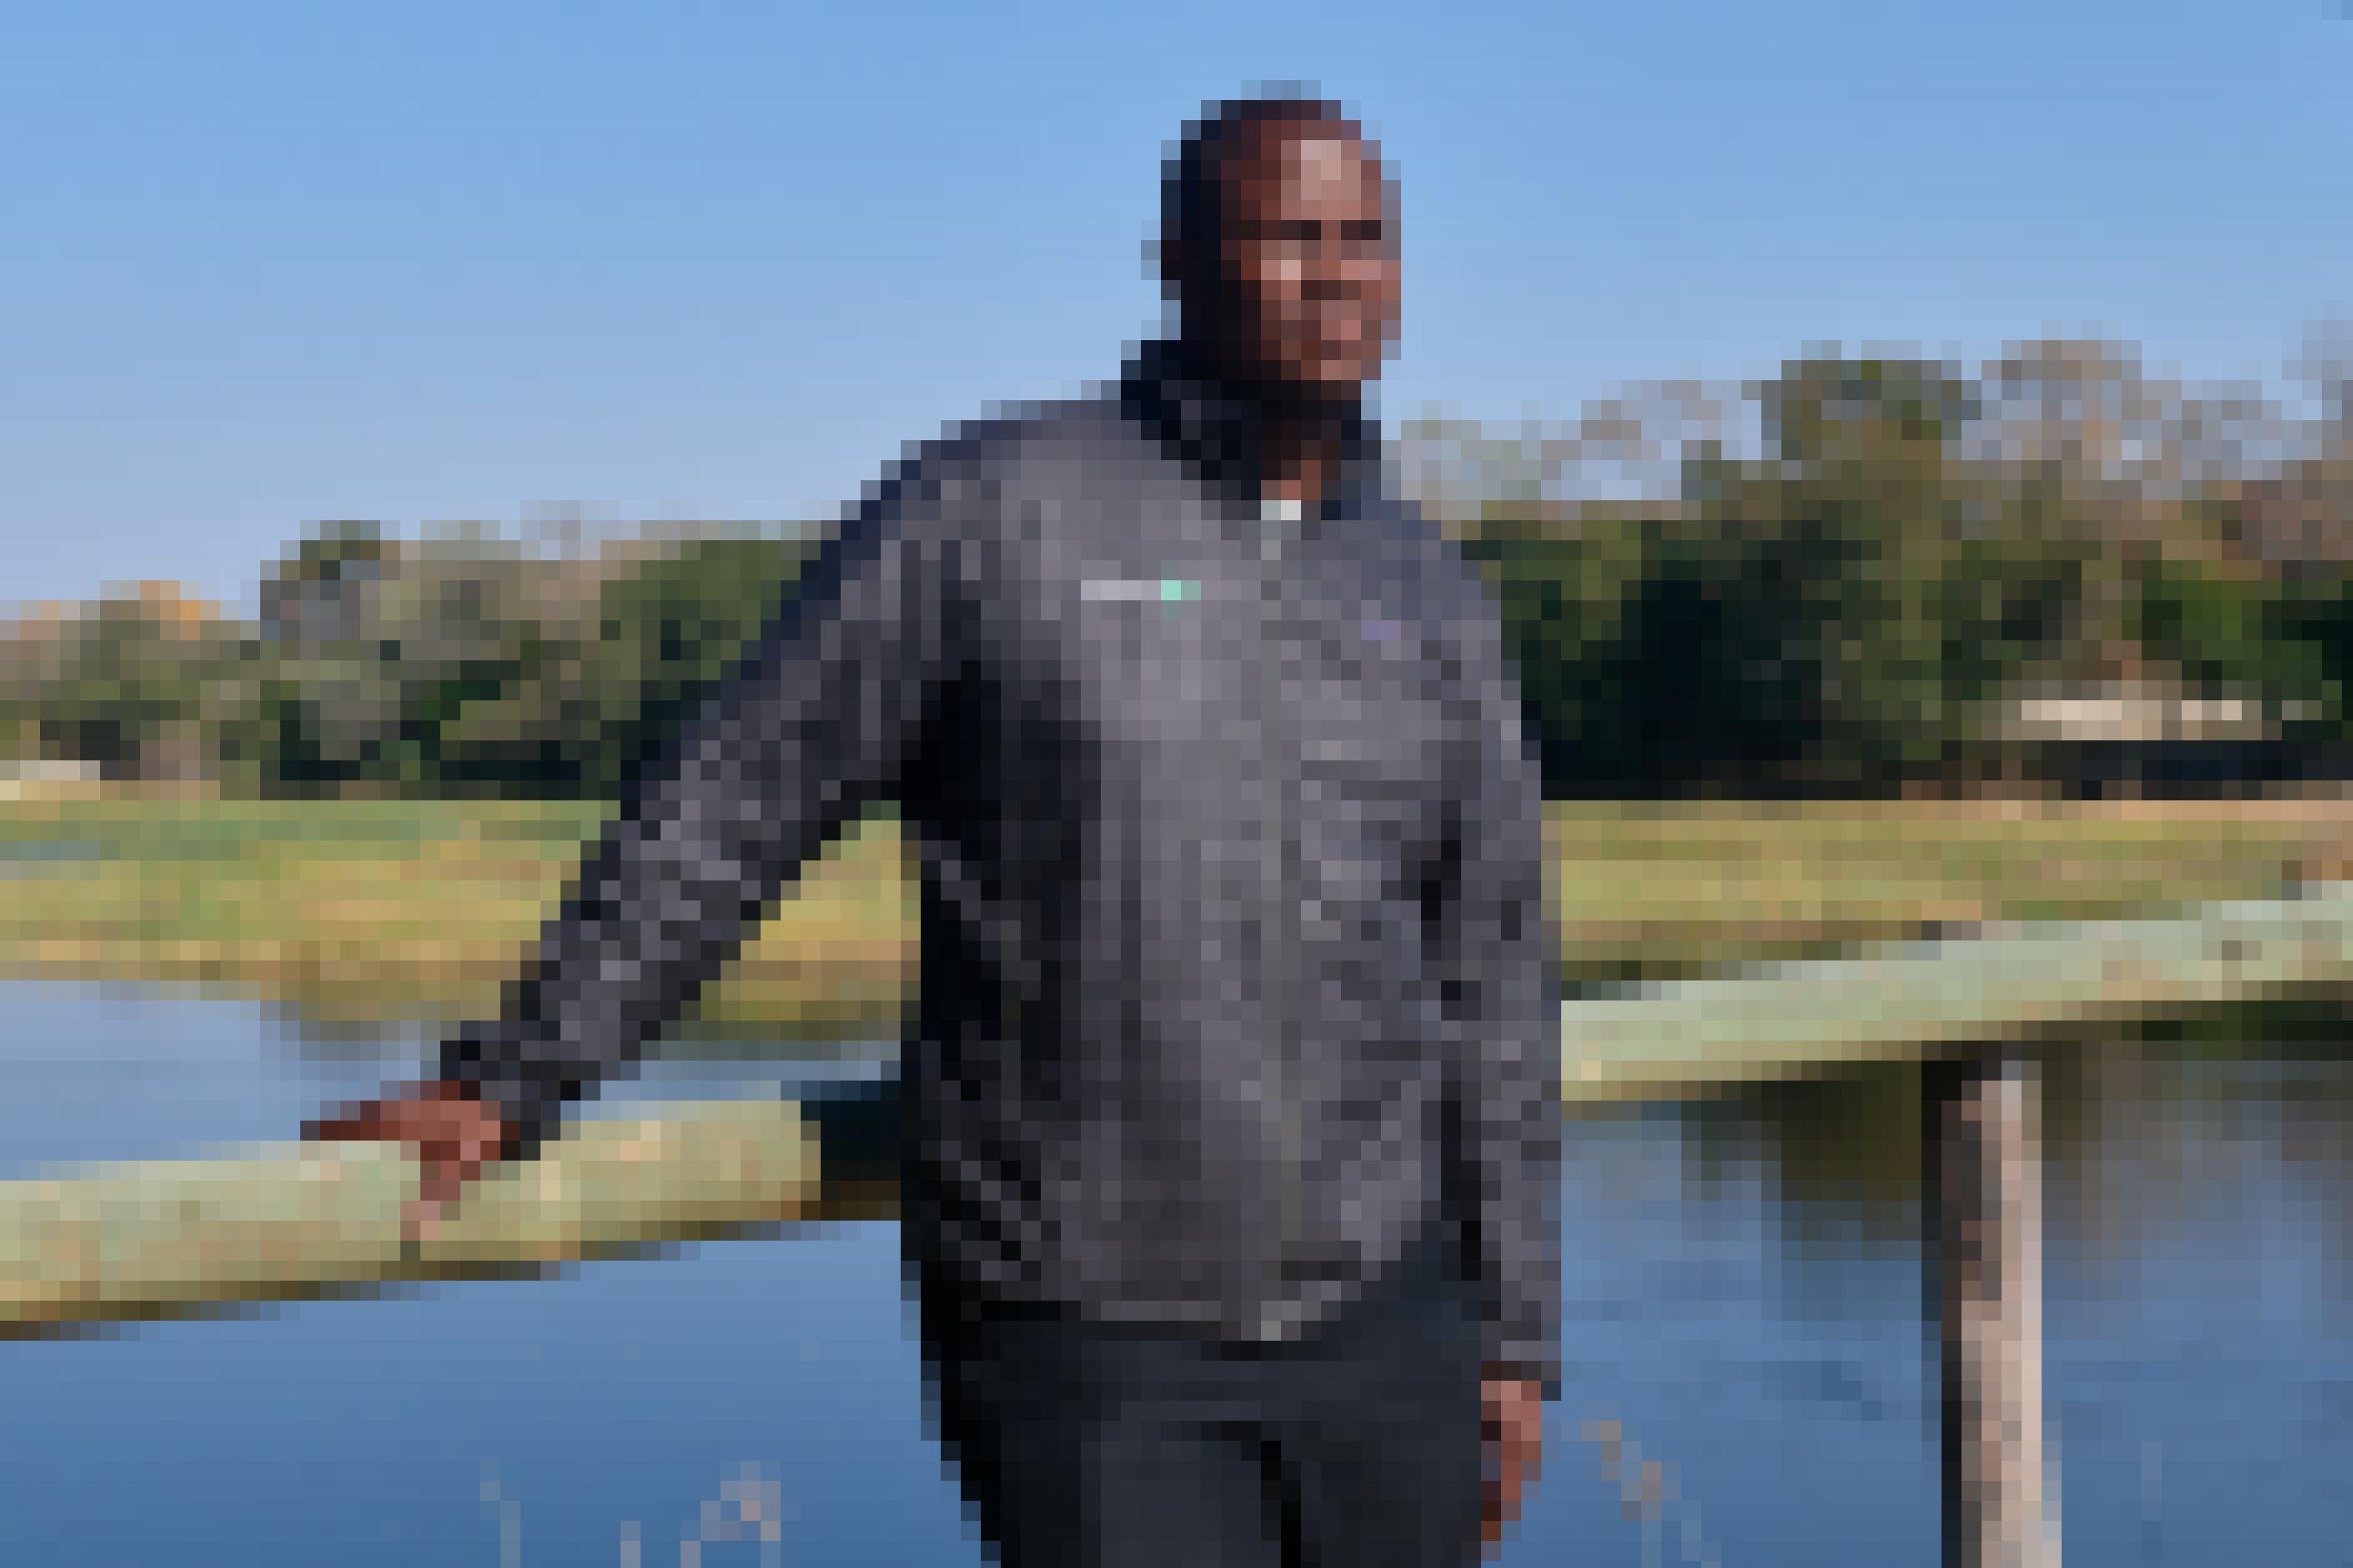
[1561, 884, 2353, 1102]
[1928, 1052, 2060, 1568]
[2, 1101, 888, 1333]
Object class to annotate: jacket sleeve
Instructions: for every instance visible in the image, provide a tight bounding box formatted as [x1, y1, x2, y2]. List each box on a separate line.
[439, 465, 968, 1157]
[1437, 566, 1564, 1398]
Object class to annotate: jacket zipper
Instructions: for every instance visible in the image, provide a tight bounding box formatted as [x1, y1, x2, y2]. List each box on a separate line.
[1259, 497, 1302, 1332]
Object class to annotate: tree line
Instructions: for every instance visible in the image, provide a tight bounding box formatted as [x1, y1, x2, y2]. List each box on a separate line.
[7, 338, 2351, 800]
[0, 522, 815, 799]
[1444, 338, 2353, 795]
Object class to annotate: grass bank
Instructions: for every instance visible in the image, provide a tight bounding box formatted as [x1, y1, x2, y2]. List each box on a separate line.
[1, 788, 2343, 1031]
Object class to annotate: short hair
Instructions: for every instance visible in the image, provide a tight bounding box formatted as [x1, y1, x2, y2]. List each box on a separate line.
[1159, 90, 1361, 282]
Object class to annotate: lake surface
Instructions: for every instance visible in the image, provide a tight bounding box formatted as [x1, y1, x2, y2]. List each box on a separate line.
[5, 979, 2351, 1566]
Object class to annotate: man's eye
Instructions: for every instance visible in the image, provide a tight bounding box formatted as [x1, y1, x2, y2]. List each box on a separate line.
[1232, 223, 1296, 247]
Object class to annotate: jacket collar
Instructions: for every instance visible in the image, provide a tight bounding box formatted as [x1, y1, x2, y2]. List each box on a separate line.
[1116, 339, 1389, 522]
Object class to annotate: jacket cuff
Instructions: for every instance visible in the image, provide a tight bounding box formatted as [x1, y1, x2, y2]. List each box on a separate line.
[1481, 1322, 1564, 1402]
[437, 1024, 568, 1161]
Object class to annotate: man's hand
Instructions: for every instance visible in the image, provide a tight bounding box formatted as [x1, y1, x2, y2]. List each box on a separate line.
[304, 1079, 517, 1247]
[1480, 1374, 1544, 1554]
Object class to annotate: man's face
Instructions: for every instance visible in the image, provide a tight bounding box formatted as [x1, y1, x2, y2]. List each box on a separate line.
[1199, 125, 1401, 397]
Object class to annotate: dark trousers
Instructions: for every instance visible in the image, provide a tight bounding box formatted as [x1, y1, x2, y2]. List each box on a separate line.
[916, 1225, 1488, 1568]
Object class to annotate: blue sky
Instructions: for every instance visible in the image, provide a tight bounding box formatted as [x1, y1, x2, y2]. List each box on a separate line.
[6, 0, 2350, 611]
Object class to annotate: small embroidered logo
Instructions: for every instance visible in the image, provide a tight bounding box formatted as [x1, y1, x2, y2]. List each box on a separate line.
[1082, 576, 1200, 604]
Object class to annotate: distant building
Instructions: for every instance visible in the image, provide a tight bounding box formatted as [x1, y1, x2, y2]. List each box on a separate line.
[2002, 688, 2291, 746]
[2000, 684, 2331, 796]
[0, 757, 103, 800]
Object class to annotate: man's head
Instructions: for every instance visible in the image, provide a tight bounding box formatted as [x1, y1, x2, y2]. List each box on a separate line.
[1159, 94, 1401, 402]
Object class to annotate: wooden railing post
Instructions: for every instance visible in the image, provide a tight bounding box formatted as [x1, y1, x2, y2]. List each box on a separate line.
[1925, 1049, 2059, 1568]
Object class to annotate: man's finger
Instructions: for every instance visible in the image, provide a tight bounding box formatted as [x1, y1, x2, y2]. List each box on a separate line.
[303, 1101, 391, 1143]
[1479, 1415, 1539, 1553]
[416, 1153, 484, 1209]
[400, 1195, 446, 1250]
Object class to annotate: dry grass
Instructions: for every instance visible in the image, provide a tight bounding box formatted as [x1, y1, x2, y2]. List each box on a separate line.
[0, 792, 913, 1034]
[2, 788, 2344, 1022]
[1543, 795, 2347, 979]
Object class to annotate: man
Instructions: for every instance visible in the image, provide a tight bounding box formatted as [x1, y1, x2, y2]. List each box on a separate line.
[312, 92, 1562, 1567]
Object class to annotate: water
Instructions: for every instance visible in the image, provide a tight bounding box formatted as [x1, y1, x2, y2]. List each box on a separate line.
[4, 980, 2351, 1566]
[0, 838, 104, 879]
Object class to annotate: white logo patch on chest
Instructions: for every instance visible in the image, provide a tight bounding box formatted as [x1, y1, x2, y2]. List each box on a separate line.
[1080, 576, 1201, 604]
